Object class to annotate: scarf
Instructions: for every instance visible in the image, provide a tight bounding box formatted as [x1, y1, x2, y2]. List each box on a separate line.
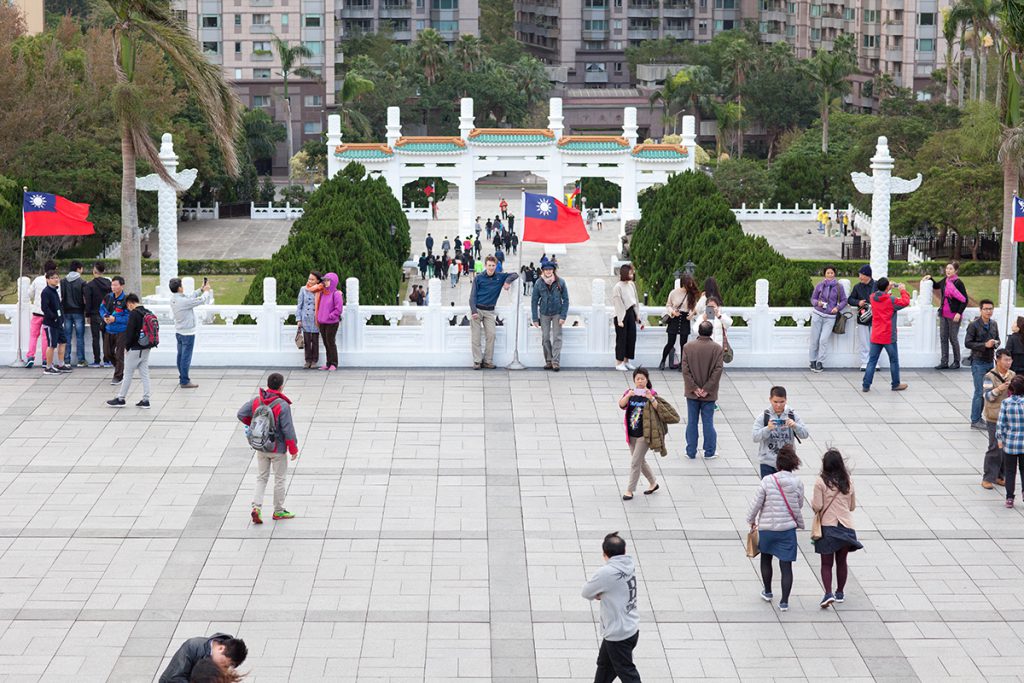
[307, 281, 324, 321]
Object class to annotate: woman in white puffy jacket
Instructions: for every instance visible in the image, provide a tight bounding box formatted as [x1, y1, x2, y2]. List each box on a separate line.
[692, 276, 732, 348]
[746, 444, 805, 612]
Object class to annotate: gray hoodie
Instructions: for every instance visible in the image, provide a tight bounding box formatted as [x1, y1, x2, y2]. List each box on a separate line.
[170, 289, 211, 336]
[581, 555, 639, 642]
[751, 404, 809, 467]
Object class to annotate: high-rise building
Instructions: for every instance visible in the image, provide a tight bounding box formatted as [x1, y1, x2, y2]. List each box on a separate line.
[12, 0, 44, 35]
[516, 0, 950, 109]
[173, 0, 480, 175]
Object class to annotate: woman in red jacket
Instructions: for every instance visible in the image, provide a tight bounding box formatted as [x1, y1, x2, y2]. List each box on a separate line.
[862, 277, 910, 392]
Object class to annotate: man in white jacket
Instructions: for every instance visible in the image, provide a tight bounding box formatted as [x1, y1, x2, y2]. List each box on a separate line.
[169, 277, 212, 389]
[581, 532, 641, 683]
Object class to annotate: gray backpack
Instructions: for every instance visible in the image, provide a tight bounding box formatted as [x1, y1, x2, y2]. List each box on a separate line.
[247, 398, 281, 452]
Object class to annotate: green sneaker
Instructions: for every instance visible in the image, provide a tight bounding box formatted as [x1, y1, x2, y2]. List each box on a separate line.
[272, 509, 295, 520]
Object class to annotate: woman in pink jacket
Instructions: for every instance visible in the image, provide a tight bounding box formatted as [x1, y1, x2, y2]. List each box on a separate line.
[316, 272, 344, 371]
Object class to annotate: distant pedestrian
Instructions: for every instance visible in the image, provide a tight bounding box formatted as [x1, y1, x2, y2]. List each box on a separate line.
[693, 277, 732, 348]
[617, 367, 679, 499]
[296, 271, 322, 369]
[100, 276, 129, 385]
[682, 321, 723, 459]
[425, 232, 434, 255]
[922, 262, 968, 370]
[1006, 317, 1024, 373]
[170, 277, 212, 388]
[59, 260, 87, 367]
[158, 633, 247, 683]
[441, 236, 450, 253]
[25, 259, 57, 368]
[238, 372, 299, 523]
[660, 273, 698, 371]
[746, 444, 804, 612]
[475, 217, 481, 237]
[581, 532, 641, 683]
[812, 448, 862, 609]
[596, 212, 604, 231]
[426, 254, 436, 279]
[485, 218, 493, 239]
[997, 375, 1024, 508]
[106, 293, 156, 408]
[418, 253, 428, 280]
[463, 236, 472, 254]
[982, 349, 1013, 489]
[966, 299, 1000, 429]
[316, 272, 343, 371]
[474, 238, 482, 259]
[612, 264, 640, 371]
[862, 277, 910, 392]
[495, 247, 505, 272]
[847, 265, 875, 371]
[83, 261, 112, 368]
[808, 266, 846, 373]
[499, 196, 508, 219]
[468, 255, 517, 369]
[531, 261, 569, 370]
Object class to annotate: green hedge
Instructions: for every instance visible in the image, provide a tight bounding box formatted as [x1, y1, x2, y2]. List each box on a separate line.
[42, 258, 268, 275]
[789, 259, 1000, 278]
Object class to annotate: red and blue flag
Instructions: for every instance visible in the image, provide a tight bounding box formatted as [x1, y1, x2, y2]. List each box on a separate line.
[1014, 194, 1024, 243]
[523, 192, 588, 244]
[22, 191, 94, 237]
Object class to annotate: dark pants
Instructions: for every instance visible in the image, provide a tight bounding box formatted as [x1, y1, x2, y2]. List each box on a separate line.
[175, 333, 195, 386]
[614, 307, 637, 362]
[985, 421, 1005, 484]
[938, 316, 962, 365]
[1004, 453, 1024, 500]
[820, 548, 849, 594]
[761, 554, 794, 603]
[661, 318, 690, 366]
[760, 464, 778, 478]
[971, 360, 993, 423]
[89, 315, 109, 364]
[105, 331, 126, 381]
[685, 398, 717, 457]
[593, 631, 640, 683]
[863, 342, 900, 389]
[62, 312, 85, 364]
[303, 331, 320, 365]
[320, 322, 339, 367]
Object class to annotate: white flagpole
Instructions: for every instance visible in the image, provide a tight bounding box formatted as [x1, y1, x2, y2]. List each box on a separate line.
[1011, 195, 1020, 337]
[507, 189, 527, 370]
[13, 187, 26, 365]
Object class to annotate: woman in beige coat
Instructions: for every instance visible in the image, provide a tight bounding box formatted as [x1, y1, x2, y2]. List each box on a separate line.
[812, 448, 863, 608]
[612, 264, 640, 371]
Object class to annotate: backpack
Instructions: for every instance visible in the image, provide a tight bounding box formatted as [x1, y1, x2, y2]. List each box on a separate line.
[248, 398, 282, 452]
[137, 309, 160, 348]
[763, 409, 802, 444]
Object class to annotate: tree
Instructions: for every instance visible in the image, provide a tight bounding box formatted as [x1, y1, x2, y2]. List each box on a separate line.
[806, 34, 857, 154]
[102, 0, 240, 293]
[742, 52, 817, 160]
[272, 36, 318, 186]
[511, 56, 550, 112]
[713, 101, 743, 158]
[719, 35, 755, 157]
[453, 34, 483, 72]
[712, 158, 775, 207]
[999, 0, 1024, 284]
[578, 178, 620, 209]
[242, 107, 286, 172]
[943, 7, 960, 106]
[337, 71, 375, 140]
[415, 28, 447, 86]
[480, 0, 514, 47]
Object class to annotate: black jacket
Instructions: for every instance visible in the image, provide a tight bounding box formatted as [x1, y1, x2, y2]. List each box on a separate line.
[124, 305, 152, 351]
[965, 317, 1000, 362]
[932, 276, 968, 317]
[1007, 333, 1024, 373]
[83, 276, 111, 316]
[847, 279, 876, 326]
[158, 633, 233, 683]
[59, 274, 85, 313]
[41, 285, 62, 326]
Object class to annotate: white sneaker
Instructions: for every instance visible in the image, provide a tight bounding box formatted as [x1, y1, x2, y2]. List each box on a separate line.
[625, 362, 636, 370]
[615, 363, 629, 371]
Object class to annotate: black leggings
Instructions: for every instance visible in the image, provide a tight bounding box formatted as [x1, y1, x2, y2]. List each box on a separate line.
[761, 553, 793, 603]
[661, 319, 691, 366]
[820, 549, 849, 594]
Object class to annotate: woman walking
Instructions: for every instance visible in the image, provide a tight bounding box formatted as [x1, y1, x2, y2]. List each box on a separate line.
[296, 271, 322, 369]
[316, 272, 344, 371]
[612, 264, 641, 371]
[660, 274, 698, 371]
[812, 448, 863, 608]
[693, 277, 732, 348]
[922, 261, 968, 369]
[746, 444, 804, 612]
[617, 367, 679, 500]
[808, 266, 847, 373]
[996, 375, 1024, 508]
[1005, 317, 1024, 373]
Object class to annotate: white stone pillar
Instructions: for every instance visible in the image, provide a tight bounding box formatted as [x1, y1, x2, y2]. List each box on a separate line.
[548, 97, 564, 141]
[590, 278, 608, 356]
[620, 107, 640, 224]
[386, 106, 402, 149]
[259, 277, 280, 352]
[750, 278, 772, 359]
[458, 98, 476, 234]
[345, 277, 362, 354]
[326, 114, 342, 179]
[681, 115, 697, 172]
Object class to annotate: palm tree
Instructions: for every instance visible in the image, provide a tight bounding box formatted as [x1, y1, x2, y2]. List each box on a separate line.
[104, 0, 240, 293]
[714, 102, 743, 158]
[415, 28, 447, 85]
[648, 69, 685, 133]
[807, 39, 856, 154]
[675, 65, 715, 140]
[242, 108, 286, 167]
[998, 0, 1024, 284]
[272, 36, 319, 185]
[943, 7, 959, 105]
[453, 34, 483, 72]
[873, 72, 899, 102]
[511, 56, 551, 110]
[951, 0, 1001, 102]
[337, 71, 375, 140]
[720, 37, 754, 158]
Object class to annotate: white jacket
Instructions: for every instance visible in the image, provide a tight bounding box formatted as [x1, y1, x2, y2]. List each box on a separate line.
[746, 470, 805, 532]
[693, 294, 732, 347]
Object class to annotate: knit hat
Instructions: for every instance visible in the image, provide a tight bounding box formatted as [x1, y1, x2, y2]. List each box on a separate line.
[541, 262, 556, 270]
[859, 264, 872, 277]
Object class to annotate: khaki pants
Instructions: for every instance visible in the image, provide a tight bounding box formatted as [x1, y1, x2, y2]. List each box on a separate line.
[627, 436, 655, 493]
[253, 451, 288, 512]
[470, 309, 497, 364]
[540, 314, 563, 364]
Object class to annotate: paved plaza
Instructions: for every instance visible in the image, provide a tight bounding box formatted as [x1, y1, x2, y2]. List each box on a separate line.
[0, 363, 1019, 682]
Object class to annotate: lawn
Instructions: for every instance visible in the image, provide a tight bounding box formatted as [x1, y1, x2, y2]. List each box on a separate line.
[810, 275, 1021, 307]
[0, 274, 255, 305]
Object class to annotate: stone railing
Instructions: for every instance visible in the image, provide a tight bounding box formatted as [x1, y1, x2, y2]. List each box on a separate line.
[0, 277, 1014, 369]
[732, 203, 855, 221]
[180, 203, 219, 221]
[403, 206, 432, 220]
[251, 202, 304, 220]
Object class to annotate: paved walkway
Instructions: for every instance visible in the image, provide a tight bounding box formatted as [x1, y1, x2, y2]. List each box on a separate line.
[0, 364, 1017, 681]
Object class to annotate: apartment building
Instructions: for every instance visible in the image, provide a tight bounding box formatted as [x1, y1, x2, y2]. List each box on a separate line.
[12, 0, 44, 34]
[516, 0, 951, 108]
[174, 0, 479, 175]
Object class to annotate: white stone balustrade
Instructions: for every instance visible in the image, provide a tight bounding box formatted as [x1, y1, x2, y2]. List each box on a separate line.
[251, 202, 305, 220]
[179, 203, 219, 220]
[731, 203, 855, 221]
[0, 276, 1012, 368]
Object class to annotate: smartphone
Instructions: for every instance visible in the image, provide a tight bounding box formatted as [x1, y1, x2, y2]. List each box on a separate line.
[203, 277, 209, 286]
[633, 388, 645, 397]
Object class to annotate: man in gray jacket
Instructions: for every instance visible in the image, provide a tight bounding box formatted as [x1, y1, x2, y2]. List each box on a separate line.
[530, 262, 569, 371]
[158, 632, 247, 682]
[169, 277, 212, 389]
[752, 385, 809, 478]
[581, 532, 641, 683]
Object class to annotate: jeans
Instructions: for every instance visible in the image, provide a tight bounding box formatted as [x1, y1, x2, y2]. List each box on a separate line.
[175, 333, 196, 386]
[1004, 453, 1024, 500]
[62, 312, 85, 364]
[863, 342, 900, 389]
[971, 360, 993, 423]
[89, 314, 109, 364]
[760, 464, 778, 478]
[593, 631, 640, 683]
[985, 421, 1005, 484]
[685, 398, 717, 457]
[938, 316, 962, 365]
[808, 313, 834, 364]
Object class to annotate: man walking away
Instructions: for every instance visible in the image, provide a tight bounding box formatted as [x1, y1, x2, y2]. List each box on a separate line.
[682, 321, 724, 459]
[170, 277, 212, 388]
[158, 633, 247, 683]
[441, 236, 450, 253]
[862, 278, 910, 392]
[238, 372, 300, 523]
[40, 269, 71, 374]
[469, 255, 518, 369]
[847, 265, 875, 371]
[60, 260, 87, 367]
[83, 262, 111, 368]
[425, 232, 434, 256]
[100, 276, 129, 385]
[966, 299, 1000, 429]
[531, 262, 569, 371]
[982, 348, 1014, 489]
[107, 293, 156, 408]
[581, 532, 641, 683]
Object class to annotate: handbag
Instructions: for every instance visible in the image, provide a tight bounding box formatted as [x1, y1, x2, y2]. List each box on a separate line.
[745, 528, 760, 558]
[811, 490, 838, 542]
[832, 312, 852, 335]
[721, 324, 734, 364]
[857, 305, 872, 325]
[294, 328, 304, 350]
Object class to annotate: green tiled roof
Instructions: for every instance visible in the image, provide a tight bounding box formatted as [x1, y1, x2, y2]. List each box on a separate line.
[396, 142, 466, 153]
[335, 149, 392, 159]
[559, 140, 628, 151]
[633, 148, 689, 159]
[470, 133, 553, 144]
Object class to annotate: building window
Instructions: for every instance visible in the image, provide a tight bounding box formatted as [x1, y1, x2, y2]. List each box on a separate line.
[308, 66, 322, 77]
[252, 14, 270, 25]
[785, 24, 795, 37]
[919, 12, 935, 26]
[698, 20, 707, 34]
[809, 4, 821, 17]
[714, 0, 735, 8]
[254, 68, 271, 78]
[253, 95, 270, 107]
[584, 0, 607, 6]
[843, 7, 855, 20]
[304, 95, 323, 107]
[613, 19, 622, 29]
[303, 41, 323, 55]
[281, 14, 289, 27]
[234, 68, 243, 79]
[584, 19, 608, 30]
[585, 62, 606, 72]
[714, 19, 734, 31]
[431, 0, 458, 8]
[234, 41, 242, 54]
[304, 14, 321, 27]
[916, 38, 935, 52]
[810, 27, 820, 41]
[787, 2, 795, 13]
[202, 41, 220, 54]
[201, 15, 219, 28]
[863, 9, 879, 22]
[614, 62, 622, 73]
[583, 40, 606, 49]
[253, 41, 271, 53]
[416, 19, 426, 30]
[758, 21, 767, 33]
[172, 9, 187, 23]
[303, 122, 321, 135]
[434, 20, 457, 31]
[234, 14, 241, 27]
[863, 34, 877, 48]
[417, 0, 424, 7]
[613, 41, 623, 49]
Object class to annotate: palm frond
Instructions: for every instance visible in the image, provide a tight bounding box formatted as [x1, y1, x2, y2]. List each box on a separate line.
[290, 66, 320, 81]
[113, 80, 167, 182]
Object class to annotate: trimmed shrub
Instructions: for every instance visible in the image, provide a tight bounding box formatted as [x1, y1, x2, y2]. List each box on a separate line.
[44, 259, 268, 275]
[579, 177, 621, 209]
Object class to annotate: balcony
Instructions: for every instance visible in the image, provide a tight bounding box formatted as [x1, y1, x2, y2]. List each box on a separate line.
[761, 9, 786, 22]
[627, 6, 660, 17]
[519, 0, 559, 15]
[628, 28, 659, 40]
[584, 70, 610, 84]
[340, 6, 375, 19]
[887, 0, 903, 8]
[821, 15, 844, 29]
[887, 48, 904, 62]
[517, 22, 559, 38]
[252, 51, 274, 60]
[380, 4, 412, 19]
[582, 29, 609, 41]
[251, 23, 273, 34]
[663, 27, 694, 39]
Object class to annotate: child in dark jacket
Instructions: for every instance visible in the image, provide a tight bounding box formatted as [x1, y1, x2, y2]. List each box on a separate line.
[40, 269, 70, 374]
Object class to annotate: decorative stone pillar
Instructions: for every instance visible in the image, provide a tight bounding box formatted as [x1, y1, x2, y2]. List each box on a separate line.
[326, 114, 342, 179]
[619, 107, 640, 224]
[135, 133, 198, 300]
[548, 97, 564, 141]
[589, 278, 608, 356]
[458, 98, 476, 233]
[681, 115, 697, 173]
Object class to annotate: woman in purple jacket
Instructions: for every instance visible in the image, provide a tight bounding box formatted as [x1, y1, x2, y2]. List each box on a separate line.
[317, 272, 344, 371]
[808, 266, 847, 373]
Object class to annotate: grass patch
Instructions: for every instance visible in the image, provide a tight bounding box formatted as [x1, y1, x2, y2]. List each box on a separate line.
[0, 274, 254, 305]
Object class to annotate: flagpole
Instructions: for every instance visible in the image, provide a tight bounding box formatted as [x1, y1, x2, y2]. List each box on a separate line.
[13, 187, 26, 366]
[1012, 195, 1021, 339]
[507, 189, 527, 370]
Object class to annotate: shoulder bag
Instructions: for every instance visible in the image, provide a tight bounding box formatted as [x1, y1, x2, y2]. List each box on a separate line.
[811, 490, 838, 541]
[832, 311, 852, 334]
[721, 324, 734, 364]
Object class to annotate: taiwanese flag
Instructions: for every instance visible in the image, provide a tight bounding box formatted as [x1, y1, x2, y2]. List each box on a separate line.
[23, 192, 94, 236]
[1014, 194, 1024, 242]
[422, 183, 434, 197]
[523, 192, 589, 244]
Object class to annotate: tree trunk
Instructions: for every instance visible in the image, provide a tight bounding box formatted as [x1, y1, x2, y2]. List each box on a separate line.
[1001, 152, 1018, 285]
[285, 93, 294, 187]
[997, 55, 1004, 113]
[120, 128, 142, 295]
[945, 47, 954, 106]
[821, 100, 829, 154]
[972, 52, 979, 101]
[981, 47, 988, 102]
[958, 49, 966, 107]
[736, 93, 744, 159]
